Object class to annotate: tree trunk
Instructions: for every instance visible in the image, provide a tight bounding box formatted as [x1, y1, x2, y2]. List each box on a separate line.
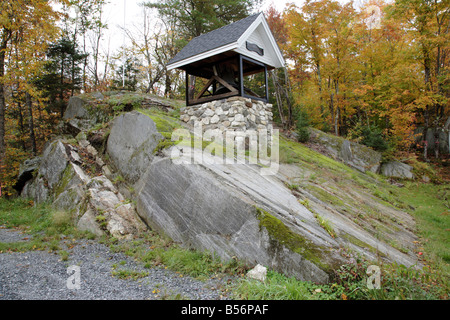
[0, 29, 11, 178]
[423, 106, 430, 161]
[270, 70, 285, 127]
[316, 63, 324, 117]
[335, 79, 340, 136]
[16, 101, 26, 151]
[25, 93, 37, 156]
[164, 69, 172, 98]
[60, 52, 65, 118]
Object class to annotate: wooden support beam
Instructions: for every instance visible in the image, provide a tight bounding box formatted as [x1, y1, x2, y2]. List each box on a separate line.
[194, 75, 238, 101]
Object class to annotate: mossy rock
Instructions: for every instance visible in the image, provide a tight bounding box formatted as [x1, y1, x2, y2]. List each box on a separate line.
[255, 207, 333, 273]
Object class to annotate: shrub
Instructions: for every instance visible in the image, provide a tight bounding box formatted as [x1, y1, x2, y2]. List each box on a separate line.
[295, 110, 310, 143]
[360, 126, 389, 152]
[348, 122, 389, 152]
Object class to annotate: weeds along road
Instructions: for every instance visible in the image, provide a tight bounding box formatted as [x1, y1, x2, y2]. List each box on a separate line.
[0, 226, 231, 300]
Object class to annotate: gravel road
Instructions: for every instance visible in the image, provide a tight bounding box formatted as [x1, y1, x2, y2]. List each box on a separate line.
[0, 226, 233, 300]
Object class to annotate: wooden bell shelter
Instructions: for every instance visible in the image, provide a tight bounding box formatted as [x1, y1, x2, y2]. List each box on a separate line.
[166, 13, 285, 106]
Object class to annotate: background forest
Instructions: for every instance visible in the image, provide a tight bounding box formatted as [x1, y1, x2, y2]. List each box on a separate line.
[0, 0, 448, 195]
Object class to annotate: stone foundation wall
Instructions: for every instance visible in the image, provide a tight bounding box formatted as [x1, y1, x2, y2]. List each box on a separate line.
[180, 97, 273, 136]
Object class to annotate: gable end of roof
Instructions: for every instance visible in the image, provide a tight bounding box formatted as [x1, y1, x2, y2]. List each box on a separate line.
[167, 13, 262, 68]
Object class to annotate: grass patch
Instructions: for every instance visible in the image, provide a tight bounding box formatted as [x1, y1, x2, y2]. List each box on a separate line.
[314, 213, 336, 238]
[0, 198, 75, 235]
[255, 207, 332, 272]
[111, 268, 149, 280]
[396, 182, 450, 276]
[106, 230, 249, 280]
[137, 108, 182, 154]
[234, 270, 316, 300]
[0, 198, 92, 253]
[279, 136, 353, 175]
[233, 258, 448, 300]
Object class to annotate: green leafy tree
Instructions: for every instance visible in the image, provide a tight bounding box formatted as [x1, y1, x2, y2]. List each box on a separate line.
[36, 37, 87, 118]
[146, 0, 262, 40]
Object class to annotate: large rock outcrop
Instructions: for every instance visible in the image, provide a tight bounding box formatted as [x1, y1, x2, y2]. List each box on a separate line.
[309, 128, 382, 174]
[20, 138, 147, 239]
[380, 161, 415, 180]
[134, 151, 345, 282]
[106, 111, 162, 184]
[18, 94, 421, 284]
[102, 108, 421, 282]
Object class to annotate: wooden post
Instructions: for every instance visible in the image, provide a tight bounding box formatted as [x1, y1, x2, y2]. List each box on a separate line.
[185, 71, 189, 106]
[239, 54, 244, 98]
[264, 65, 268, 102]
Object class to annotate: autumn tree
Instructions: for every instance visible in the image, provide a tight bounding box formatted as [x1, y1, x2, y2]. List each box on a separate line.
[285, 0, 331, 129]
[265, 4, 295, 128]
[389, 0, 449, 158]
[0, 0, 62, 195]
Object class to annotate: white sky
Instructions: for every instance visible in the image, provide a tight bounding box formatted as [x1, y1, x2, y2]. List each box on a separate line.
[101, 0, 346, 53]
[97, 0, 369, 72]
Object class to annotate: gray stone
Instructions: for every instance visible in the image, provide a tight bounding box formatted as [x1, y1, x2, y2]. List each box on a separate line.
[88, 189, 120, 212]
[21, 177, 49, 204]
[107, 111, 162, 184]
[210, 114, 220, 124]
[63, 97, 95, 132]
[77, 208, 105, 237]
[201, 117, 210, 125]
[135, 154, 341, 283]
[413, 126, 449, 155]
[63, 97, 89, 120]
[381, 161, 415, 179]
[14, 157, 41, 193]
[247, 264, 267, 282]
[234, 114, 245, 122]
[38, 140, 69, 190]
[309, 128, 382, 173]
[90, 92, 104, 100]
[202, 109, 215, 117]
[87, 175, 118, 193]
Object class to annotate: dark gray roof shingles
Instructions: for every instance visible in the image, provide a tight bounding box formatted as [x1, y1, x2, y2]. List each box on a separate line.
[167, 13, 261, 67]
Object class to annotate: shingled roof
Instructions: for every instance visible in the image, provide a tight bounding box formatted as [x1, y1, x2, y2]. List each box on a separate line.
[167, 12, 285, 77]
[167, 13, 261, 68]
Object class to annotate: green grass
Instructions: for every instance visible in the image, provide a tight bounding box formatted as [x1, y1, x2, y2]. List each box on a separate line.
[234, 270, 316, 300]
[106, 230, 249, 280]
[233, 258, 447, 300]
[111, 268, 149, 280]
[396, 182, 450, 274]
[314, 213, 336, 238]
[277, 134, 449, 298]
[0, 198, 73, 235]
[0, 198, 94, 253]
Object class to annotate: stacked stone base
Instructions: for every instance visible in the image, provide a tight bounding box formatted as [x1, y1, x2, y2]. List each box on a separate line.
[180, 97, 273, 137]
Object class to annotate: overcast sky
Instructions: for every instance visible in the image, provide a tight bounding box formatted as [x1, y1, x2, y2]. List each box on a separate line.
[101, 0, 341, 53]
[97, 0, 370, 71]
